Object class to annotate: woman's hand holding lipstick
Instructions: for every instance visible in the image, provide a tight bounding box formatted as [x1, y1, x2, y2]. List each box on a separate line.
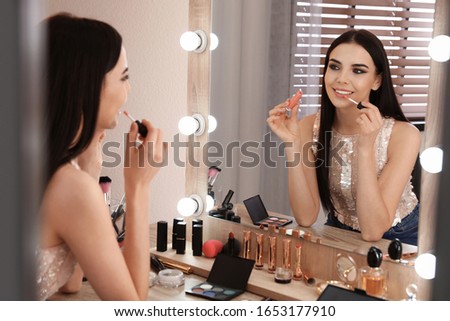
[354, 101, 383, 150]
[267, 90, 303, 144]
[124, 117, 164, 189]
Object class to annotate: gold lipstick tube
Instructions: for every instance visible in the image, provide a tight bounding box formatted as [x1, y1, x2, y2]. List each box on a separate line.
[293, 242, 303, 280]
[282, 238, 291, 269]
[255, 233, 265, 269]
[243, 230, 252, 259]
[268, 235, 277, 273]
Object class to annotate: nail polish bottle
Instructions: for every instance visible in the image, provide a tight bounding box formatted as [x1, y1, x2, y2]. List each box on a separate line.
[242, 230, 252, 259]
[359, 246, 386, 297]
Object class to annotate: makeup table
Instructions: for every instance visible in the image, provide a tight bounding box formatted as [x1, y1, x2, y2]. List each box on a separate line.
[48, 223, 264, 301]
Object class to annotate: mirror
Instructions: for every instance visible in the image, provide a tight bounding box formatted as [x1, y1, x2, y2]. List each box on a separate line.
[207, 0, 440, 255]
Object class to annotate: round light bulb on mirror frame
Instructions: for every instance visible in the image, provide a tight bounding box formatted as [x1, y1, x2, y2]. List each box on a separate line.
[177, 194, 204, 217]
[210, 33, 219, 51]
[205, 194, 214, 212]
[178, 113, 206, 136]
[208, 115, 217, 133]
[415, 253, 436, 280]
[420, 146, 443, 173]
[179, 30, 207, 53]
[428, 35, 450, 62]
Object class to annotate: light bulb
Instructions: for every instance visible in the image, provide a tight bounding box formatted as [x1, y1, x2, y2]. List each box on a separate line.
[180, 30, 207, 53]
[177, 194, 204, 217]
[177, 197, 198, 217]
[415, 253, 436, 280]
[208, 115, 217, 133]
[178, 114, 206, 136]
[428, 35, 450, 62]
[210, 33, 219, 51]
[206, 194, 214, 212]
[178, 116, 198, 135]
[180, 31, 201, 52]
[420, 146, 443, 173]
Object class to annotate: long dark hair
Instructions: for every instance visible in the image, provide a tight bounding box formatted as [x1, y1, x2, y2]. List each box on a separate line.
[316, 29, 408, 215]
[44, 13, 122, 181]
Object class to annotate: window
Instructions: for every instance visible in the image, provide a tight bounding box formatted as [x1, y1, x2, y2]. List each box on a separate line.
[292, 0, 436, 121]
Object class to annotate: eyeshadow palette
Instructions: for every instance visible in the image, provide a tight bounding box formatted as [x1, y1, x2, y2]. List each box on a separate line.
[243, 194, 293, 228]
[186, 254, 255, 301]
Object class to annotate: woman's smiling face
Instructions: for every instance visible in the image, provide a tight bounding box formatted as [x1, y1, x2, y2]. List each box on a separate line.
[324, 43, 381, 108]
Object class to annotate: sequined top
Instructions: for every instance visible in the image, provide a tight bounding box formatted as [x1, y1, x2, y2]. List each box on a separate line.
[312, 112, 418, 230]
[36, 243, 77, 300]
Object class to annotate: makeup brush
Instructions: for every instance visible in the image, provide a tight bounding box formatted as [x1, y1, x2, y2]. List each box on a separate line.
[346, 97, 365, 110]
[122, 110, 148, 137]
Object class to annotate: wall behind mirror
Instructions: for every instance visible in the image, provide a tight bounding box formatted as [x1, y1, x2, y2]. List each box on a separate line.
[209, 0, 437, 247]
[43, 0, 190, 223]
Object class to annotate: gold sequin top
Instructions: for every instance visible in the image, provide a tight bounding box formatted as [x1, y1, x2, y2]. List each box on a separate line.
[313, 112, 418, 230]
[36, 243, 76, 300]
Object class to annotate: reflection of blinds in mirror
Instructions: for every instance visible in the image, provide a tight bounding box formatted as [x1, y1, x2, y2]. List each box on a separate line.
[291, 0, 436, 120]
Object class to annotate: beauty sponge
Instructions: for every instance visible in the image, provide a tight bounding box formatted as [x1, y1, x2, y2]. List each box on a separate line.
[202, 239, 224, 258]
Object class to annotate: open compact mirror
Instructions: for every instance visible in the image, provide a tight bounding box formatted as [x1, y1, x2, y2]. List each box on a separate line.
[336, 253, 358, 286]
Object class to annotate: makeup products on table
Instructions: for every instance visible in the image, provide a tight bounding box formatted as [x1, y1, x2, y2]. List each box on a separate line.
[191, 219, 203, 254]
[359, 246, 386, 297]
[346, 96, 365, 109]
[156, 221, 168, 252]
[122, 110, 148, 137]
[175, 222, 187, 254]
[285, 89, 303, 118]
[243, 194, 293, 228]
[255, 233, 265, 269]
[185, 254, 255, 300]
[99, 176, 112, 207]
[172, 218, 184, 249]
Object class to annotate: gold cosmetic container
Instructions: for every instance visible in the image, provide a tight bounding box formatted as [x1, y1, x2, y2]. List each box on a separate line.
[293, 242, 303, 280]
[268, 235, 277, 273]
[243, 230, 252, 259]
[255, 233, 265, 269]
[282, 238, 291, 269]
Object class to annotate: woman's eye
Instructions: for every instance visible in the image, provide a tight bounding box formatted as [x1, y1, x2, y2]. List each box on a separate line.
[328, 63, 339, 71]
[353, 68, 366, 75]
[121, 75, 129, 81]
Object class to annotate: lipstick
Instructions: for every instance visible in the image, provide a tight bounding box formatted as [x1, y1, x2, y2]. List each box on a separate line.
[123, 110, 148, 137]
[255, 233, 265, 270]
[293, 242, 303, 280]
[346, 97, 365, 109]
[243, 230, 252, 259]
[268, 235, 277, 274]
[285, 89, 303, 118]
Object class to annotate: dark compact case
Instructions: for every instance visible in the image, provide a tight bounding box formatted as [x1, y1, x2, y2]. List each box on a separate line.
[186, 254, 255, 300]
[243, 194, 293, 228]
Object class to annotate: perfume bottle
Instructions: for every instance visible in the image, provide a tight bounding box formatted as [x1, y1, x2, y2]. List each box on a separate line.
[359, 246, 386, 297]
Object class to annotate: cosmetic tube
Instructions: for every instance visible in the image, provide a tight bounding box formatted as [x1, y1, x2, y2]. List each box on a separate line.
[279, 227, 287, 236]
[191, 219, 203, 251]
[176, 222, 186, 254]
[255, 233, 265, 269]
[156, 221, 168, 252]
[192, 224, 203, 256]
[293, 242, 303, 280]
[282, 238, 291, 269]
[292, 229, 300, 238]
[243, 230, 252, 259]
[268, 235, 277, 273]
[172, 218, 184, 249]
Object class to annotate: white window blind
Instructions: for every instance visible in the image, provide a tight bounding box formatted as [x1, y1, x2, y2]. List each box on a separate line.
[292, 0, 436, 120]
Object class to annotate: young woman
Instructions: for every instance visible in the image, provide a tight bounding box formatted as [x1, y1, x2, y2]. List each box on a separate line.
[267, 29, 420, 245]
[37, 13, 164, 300]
